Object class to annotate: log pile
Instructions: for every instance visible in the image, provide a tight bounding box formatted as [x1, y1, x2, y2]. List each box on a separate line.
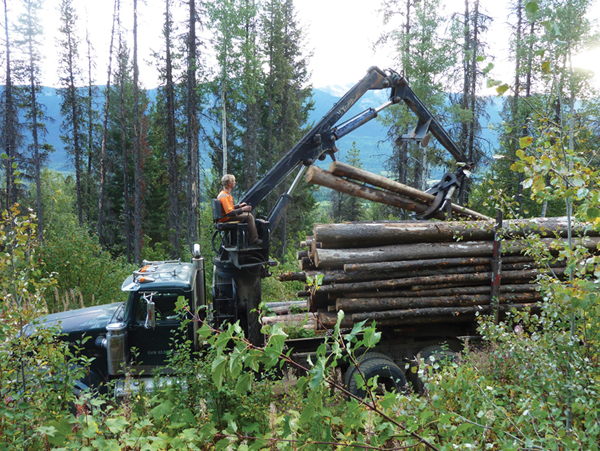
[275, 218, 599, 330]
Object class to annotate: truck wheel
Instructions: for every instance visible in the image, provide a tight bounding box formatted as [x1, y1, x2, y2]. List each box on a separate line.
[346, 357, 406, 398]
[344, 351, 394, 388]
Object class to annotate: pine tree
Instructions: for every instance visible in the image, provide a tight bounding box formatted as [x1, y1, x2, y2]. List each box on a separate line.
[97, 0, 119, 240]
[101, 33, 136, 260]
[83, 26, 101, 226]
[13, 0, 52, 241]
[132, 0, 143, 264]
[1, 0, 23, 210]
[330, 142, 365, 222]
[152, 0, 181, 259]
[57, 0, 86, 226]
[259, 0, 313, 260]
[182, 0, 202, 247]
[378, 0, 456, 217]
[452, 0, 492, 206]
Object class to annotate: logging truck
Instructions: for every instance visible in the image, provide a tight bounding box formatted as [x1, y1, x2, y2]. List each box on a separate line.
[29, 67, 530, 396]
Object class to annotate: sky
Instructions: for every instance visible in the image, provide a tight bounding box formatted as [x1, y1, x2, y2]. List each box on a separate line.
[29, 0, 600, 91]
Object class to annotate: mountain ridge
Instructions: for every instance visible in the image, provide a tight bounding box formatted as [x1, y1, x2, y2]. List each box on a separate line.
[11, 85, 502, 176]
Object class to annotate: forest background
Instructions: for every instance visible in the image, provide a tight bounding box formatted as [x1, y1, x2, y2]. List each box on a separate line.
[2, 0, 600, 449]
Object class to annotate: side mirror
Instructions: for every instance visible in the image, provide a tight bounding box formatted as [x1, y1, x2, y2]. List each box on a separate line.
[145, 300, 156, 329]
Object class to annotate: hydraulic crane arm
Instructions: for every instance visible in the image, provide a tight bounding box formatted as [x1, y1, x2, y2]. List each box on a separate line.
[240, 66, 470, 225]
[241, 67, 396, 208]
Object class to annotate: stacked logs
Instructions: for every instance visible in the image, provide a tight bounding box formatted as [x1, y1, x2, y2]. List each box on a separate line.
[276, 218, 600, 330]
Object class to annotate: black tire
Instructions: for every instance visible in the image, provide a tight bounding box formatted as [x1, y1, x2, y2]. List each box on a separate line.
[344, 351, 395, 388]
[346, 357, 406, 398]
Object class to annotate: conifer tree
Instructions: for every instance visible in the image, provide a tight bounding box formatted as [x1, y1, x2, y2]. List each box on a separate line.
[57, 0, 85, 226]
[182, 0, 202, 247]
[1, 0, 23, 210]
[452, 0, 492, 206]
[378, 0, 456, 217]
[83, 26, 101, 226]
[152, 0, 181, 258]
[132, 0, 143, 263]
[259, 0, 313, 259]
[97, 0, 119, 240]
[330, 143, 365, 222]
[13, 0, 52, 241]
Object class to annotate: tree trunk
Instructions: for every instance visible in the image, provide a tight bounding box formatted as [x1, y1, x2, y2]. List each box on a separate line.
[306, 166, 445, 219]
[186, 0, 199, 246]
[336, 292, 542, 313]
[97, 0, 118, 241]
[328, 283, 539, 300]
[329, 162, 488, 220]
[312, 237, 599, 269]
[133, 0, 142, 264]
[317, 267, 566, 294]
[165, 0, 179, 259]
[119, 38, 132, 263]
[313, 217, 586, 249]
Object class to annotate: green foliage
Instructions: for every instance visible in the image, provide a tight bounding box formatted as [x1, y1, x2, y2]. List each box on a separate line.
[402, 309, 600, 449]
[0, 204, 52, 320]
[38, 220, 134, 311]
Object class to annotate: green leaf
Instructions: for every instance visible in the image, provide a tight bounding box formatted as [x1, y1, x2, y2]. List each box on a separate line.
[486, 78, 501, 88]
[105, 417, 129, 434]
[378, 393, 397, 409]
[586, 206, 600, 220]
[215, 438, 231, 450]
[496, 84, 510, 96]
[229, 347, 244, 379]
[151, 399, 173, 419]
[519, 136, 533, 148]
[212, 355, 228, 389]
[235, 372, 252, 395]
[541, 61, 551, 74]
[525, 1, 539, 14]
[0, 153, 8, 159]
[363, 327, 381, 348]
[439, 413, 452, 425]
[300, 402, 316, 424]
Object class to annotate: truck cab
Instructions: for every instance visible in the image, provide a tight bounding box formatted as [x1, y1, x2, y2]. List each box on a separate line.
[27, 245, 207, 396]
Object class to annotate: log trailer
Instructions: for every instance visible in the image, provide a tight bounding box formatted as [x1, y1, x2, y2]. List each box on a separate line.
[30, 67, 483, 396]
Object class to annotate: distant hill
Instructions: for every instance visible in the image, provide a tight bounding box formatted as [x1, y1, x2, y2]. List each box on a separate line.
[13, 85, 503, 177]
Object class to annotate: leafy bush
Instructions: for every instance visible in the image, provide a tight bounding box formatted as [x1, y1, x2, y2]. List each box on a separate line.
[39, 222, 135, 311]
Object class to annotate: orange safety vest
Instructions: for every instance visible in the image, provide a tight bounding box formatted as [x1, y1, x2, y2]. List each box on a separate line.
[217, 190, 235, 222]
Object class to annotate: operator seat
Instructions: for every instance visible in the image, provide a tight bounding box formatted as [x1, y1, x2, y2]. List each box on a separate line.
[211, 199, 249, 249]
